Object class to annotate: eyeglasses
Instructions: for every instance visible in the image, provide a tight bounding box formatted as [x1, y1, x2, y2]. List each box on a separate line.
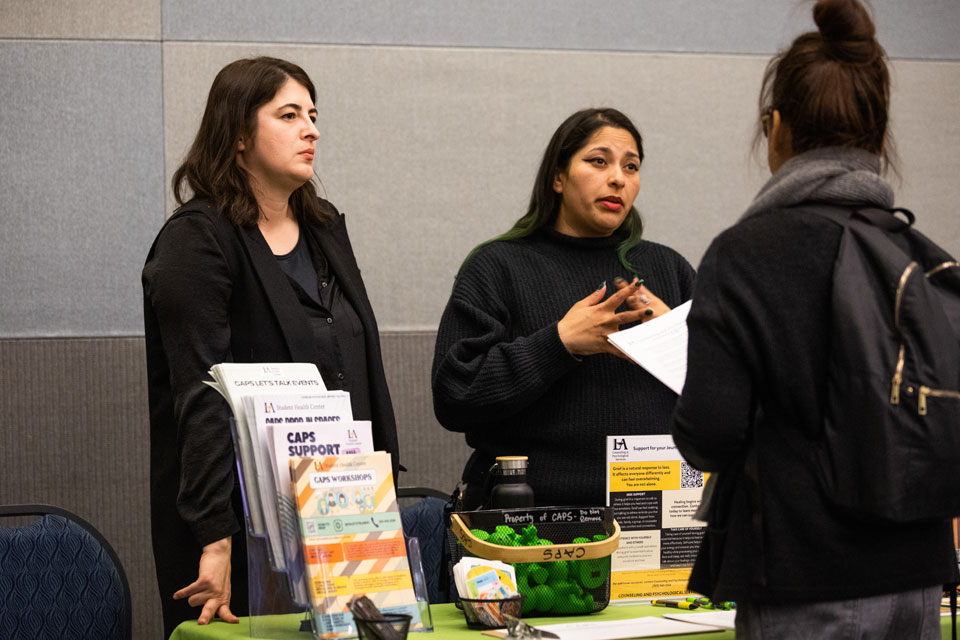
[760, 107, 774, 138]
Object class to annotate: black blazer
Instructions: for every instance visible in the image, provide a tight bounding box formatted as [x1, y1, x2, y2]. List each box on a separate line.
[142, 197, 399, 631]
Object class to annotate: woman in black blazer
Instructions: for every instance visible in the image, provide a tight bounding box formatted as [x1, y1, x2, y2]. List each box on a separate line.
[142, 57, 399, 636]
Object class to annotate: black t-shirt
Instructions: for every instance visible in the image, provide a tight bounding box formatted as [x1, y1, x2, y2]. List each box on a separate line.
[275, 228, 373, 421]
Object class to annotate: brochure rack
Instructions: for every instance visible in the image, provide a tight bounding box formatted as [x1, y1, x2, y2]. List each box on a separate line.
[229, 418, 434, 638]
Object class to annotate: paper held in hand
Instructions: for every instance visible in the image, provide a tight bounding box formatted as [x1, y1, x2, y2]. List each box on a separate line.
[606, 300, 691, 395]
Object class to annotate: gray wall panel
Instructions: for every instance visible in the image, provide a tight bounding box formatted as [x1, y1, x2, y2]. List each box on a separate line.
[0, 41, 164, 337]
[380, 331, 471, 493]
[889, 60, 960, 255]
[0, 338, 159, 640]
[162, 0, 960, 60]
[0, 0, 160, 40]
[164, 44, 960, 331]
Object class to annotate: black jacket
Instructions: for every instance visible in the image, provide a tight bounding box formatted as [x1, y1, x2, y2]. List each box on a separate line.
[143, 197, 398, 633]
[671, 206, 956, 603]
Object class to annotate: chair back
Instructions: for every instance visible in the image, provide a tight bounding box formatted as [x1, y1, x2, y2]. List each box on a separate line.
[398, 488, 454, 604]
[0, 504, 132, 640]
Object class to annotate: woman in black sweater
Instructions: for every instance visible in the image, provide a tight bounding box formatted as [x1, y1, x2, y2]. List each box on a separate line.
[671, 1, 957, 637]
[433, 108, 695, 510]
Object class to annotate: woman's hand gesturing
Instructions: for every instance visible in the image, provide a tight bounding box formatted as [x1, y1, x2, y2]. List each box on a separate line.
[558, 280, 651, 357]
[613, 276, 671, 320]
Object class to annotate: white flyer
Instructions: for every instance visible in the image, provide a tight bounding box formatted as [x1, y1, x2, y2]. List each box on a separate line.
[607, 300, 691, 394]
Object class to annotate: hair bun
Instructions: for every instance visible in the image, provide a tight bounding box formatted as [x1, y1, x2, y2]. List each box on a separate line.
[813, 0, 880, 63]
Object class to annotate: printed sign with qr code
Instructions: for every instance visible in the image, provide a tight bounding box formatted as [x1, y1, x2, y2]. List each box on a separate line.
[605, 435, 706, 601]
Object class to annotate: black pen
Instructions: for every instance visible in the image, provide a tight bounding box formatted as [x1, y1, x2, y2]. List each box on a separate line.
[651, 600, 699, 610]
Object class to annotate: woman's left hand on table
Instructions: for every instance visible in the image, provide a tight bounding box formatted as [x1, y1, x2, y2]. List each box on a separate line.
[173, 536, 239, 626]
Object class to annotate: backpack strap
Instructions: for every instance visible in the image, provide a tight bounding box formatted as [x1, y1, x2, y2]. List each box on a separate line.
[853, 207, 915, 233]
[793, 203, 916, 234]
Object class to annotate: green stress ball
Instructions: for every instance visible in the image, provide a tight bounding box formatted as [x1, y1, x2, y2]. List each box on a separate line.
[579, 593, 596, 613]
[552, 579, 575, 595]
[546, 560, 569, 582]
[531, 584, 555, 612]
[520, 524, 539, 545]
[555, 580, 583, 596]
[556, 592, 584, 614]
[515, 565, 534, 592]
[514, 566, 536, 614]
[572, 537, 590, 544]
[490, 531, 512, 546]
[572, 557, 607, 589]
[529, 563, 549, 585]
[471, 528, 490, 542]
[520, 591, 536, 615]
[552, 580, 580, 610]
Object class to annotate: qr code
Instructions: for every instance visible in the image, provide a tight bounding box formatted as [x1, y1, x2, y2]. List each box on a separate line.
[680, 462, 703, 489]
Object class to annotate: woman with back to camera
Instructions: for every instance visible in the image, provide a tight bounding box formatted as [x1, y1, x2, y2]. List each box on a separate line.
[432, 108, 695, 510]
[143, 57, 399, 636]
[671, 1, 957, 637]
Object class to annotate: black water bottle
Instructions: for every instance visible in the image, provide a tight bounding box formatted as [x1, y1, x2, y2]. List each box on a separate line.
[489, 456, 535, 509]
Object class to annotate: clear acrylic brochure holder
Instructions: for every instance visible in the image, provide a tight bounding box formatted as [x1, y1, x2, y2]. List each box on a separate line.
[231, 418, 434, 637]
[231, 418, 314, 638]
[405, 537, 433, 631]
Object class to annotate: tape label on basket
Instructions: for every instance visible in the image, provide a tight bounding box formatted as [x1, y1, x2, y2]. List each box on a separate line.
[503, 513, 535, 524]
[494, 507, 606, 526]
[606, 435, 706, 602]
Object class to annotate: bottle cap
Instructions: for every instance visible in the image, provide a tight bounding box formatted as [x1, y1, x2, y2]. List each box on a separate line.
[495, 456, 528, 475]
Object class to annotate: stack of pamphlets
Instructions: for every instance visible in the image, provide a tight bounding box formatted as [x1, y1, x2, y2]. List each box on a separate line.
[290, 452, 423, 637]
[204, 362, 374, 604]
[452, 557, 519, 627]
[453, 558, 517, 600]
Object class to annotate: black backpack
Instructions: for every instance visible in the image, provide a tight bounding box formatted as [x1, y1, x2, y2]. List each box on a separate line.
[799, 205, 960, 523]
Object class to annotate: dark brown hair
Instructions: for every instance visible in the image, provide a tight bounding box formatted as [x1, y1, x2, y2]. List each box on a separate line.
[172, 57, 328, 226]
[758, 0, 893, 165]
[463, 108, 646, 276]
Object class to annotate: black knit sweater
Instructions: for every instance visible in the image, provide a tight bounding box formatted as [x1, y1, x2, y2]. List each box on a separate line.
[432, 228, 695, 507]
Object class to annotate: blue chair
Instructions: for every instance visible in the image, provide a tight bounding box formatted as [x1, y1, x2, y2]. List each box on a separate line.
[398, 488, 455, 605]
[0, 504, 132, 640]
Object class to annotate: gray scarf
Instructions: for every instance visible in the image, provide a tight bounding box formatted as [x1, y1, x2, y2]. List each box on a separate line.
[740, 146, 893, 221]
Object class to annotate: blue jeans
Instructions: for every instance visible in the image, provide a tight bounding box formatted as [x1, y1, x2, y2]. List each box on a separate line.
[735, 585, 943, 639]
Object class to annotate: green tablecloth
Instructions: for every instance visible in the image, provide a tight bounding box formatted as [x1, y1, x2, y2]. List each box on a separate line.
[170, 602, 955, 639]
